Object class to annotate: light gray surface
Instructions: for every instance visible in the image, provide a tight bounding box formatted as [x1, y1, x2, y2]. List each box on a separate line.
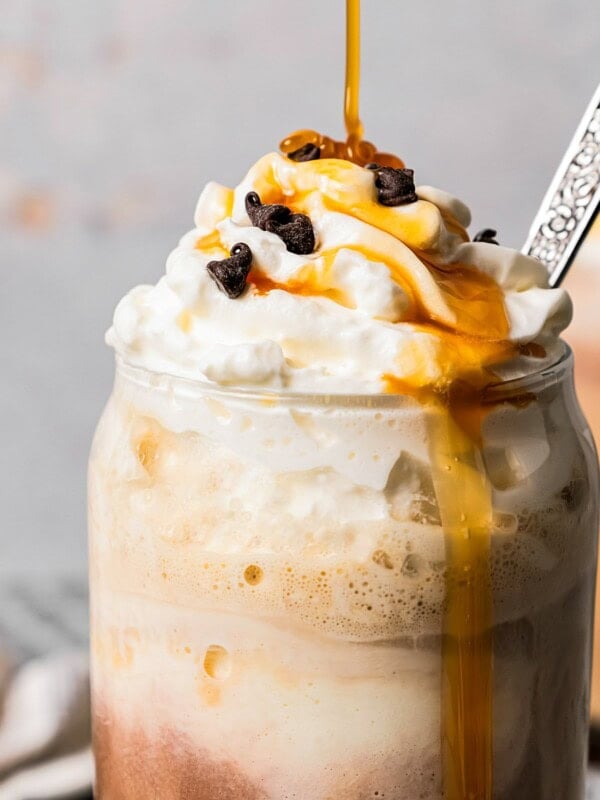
[1, 0, 600, 576]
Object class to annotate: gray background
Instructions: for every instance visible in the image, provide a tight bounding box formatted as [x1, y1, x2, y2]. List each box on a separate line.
[2, 0, 600, 580]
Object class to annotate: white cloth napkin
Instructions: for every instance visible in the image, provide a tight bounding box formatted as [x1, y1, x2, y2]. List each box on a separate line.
[0, 650, 92, 800]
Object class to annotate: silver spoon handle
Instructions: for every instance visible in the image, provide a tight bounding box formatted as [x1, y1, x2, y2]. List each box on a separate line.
[523, 82, 600, 287]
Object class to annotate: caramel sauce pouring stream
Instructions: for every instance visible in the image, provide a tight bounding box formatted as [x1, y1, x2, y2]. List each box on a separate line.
[345, 3, 494, 798]
[345, 0, 363, 142]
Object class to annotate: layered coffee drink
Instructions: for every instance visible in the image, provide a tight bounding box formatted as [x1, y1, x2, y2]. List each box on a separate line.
[89, 151, 599, 798]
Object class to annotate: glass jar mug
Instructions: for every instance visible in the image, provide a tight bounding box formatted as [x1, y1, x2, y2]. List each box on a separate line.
[89, 346, 599, 799]
[564, 225, 600, 723]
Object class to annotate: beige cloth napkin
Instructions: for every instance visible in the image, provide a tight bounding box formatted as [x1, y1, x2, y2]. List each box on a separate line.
[0, 651, 92, 800]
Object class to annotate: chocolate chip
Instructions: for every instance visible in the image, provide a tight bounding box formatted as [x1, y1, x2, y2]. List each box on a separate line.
[365, 162, 380, 170]
[245, 192, 315, 254]
[206, 243, 253, 299]
[372, 167, 418, 206]
[287, 143, 321, 162]
[265, 214, 315, 255]
[245, 192, 289, 229]
[474, 228, 499, 245]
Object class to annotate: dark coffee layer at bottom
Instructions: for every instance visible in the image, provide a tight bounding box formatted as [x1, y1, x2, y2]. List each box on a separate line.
[92, 703, 440, 799]
[93, 708, 268, 800]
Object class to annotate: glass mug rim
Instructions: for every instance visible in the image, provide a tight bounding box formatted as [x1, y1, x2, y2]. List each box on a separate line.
[114, 340, 573, 408]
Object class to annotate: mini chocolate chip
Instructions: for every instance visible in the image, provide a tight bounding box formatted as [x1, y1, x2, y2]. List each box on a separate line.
[373, 167, 418, 206]
[473, 228, 499, 245]
[245, 191, 315, 254]
[365, 162, 380, 170]
[206, 242, 253, 299]
[245, 191, 290, 229]
[288, 143, 321, 162]
[265, 213, 315, 255]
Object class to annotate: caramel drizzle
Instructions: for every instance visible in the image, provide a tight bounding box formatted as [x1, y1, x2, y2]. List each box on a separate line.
[279, 1, 403, 167]
[345, 0, 363, 141]
[434, 418, 494, 800]
[249, 246, 512, 343]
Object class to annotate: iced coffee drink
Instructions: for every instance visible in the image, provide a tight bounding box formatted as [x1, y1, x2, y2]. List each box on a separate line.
[89, 152, 599, 799]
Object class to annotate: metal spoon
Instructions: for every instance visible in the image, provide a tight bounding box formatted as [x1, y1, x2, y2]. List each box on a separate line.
[523, 82, 600, 287]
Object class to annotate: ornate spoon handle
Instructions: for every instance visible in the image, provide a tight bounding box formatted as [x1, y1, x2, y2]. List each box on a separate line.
[523, 82, 600, 287]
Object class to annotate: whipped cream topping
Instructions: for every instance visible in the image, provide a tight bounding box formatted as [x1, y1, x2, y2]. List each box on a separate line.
[107, 153, 572, 393]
